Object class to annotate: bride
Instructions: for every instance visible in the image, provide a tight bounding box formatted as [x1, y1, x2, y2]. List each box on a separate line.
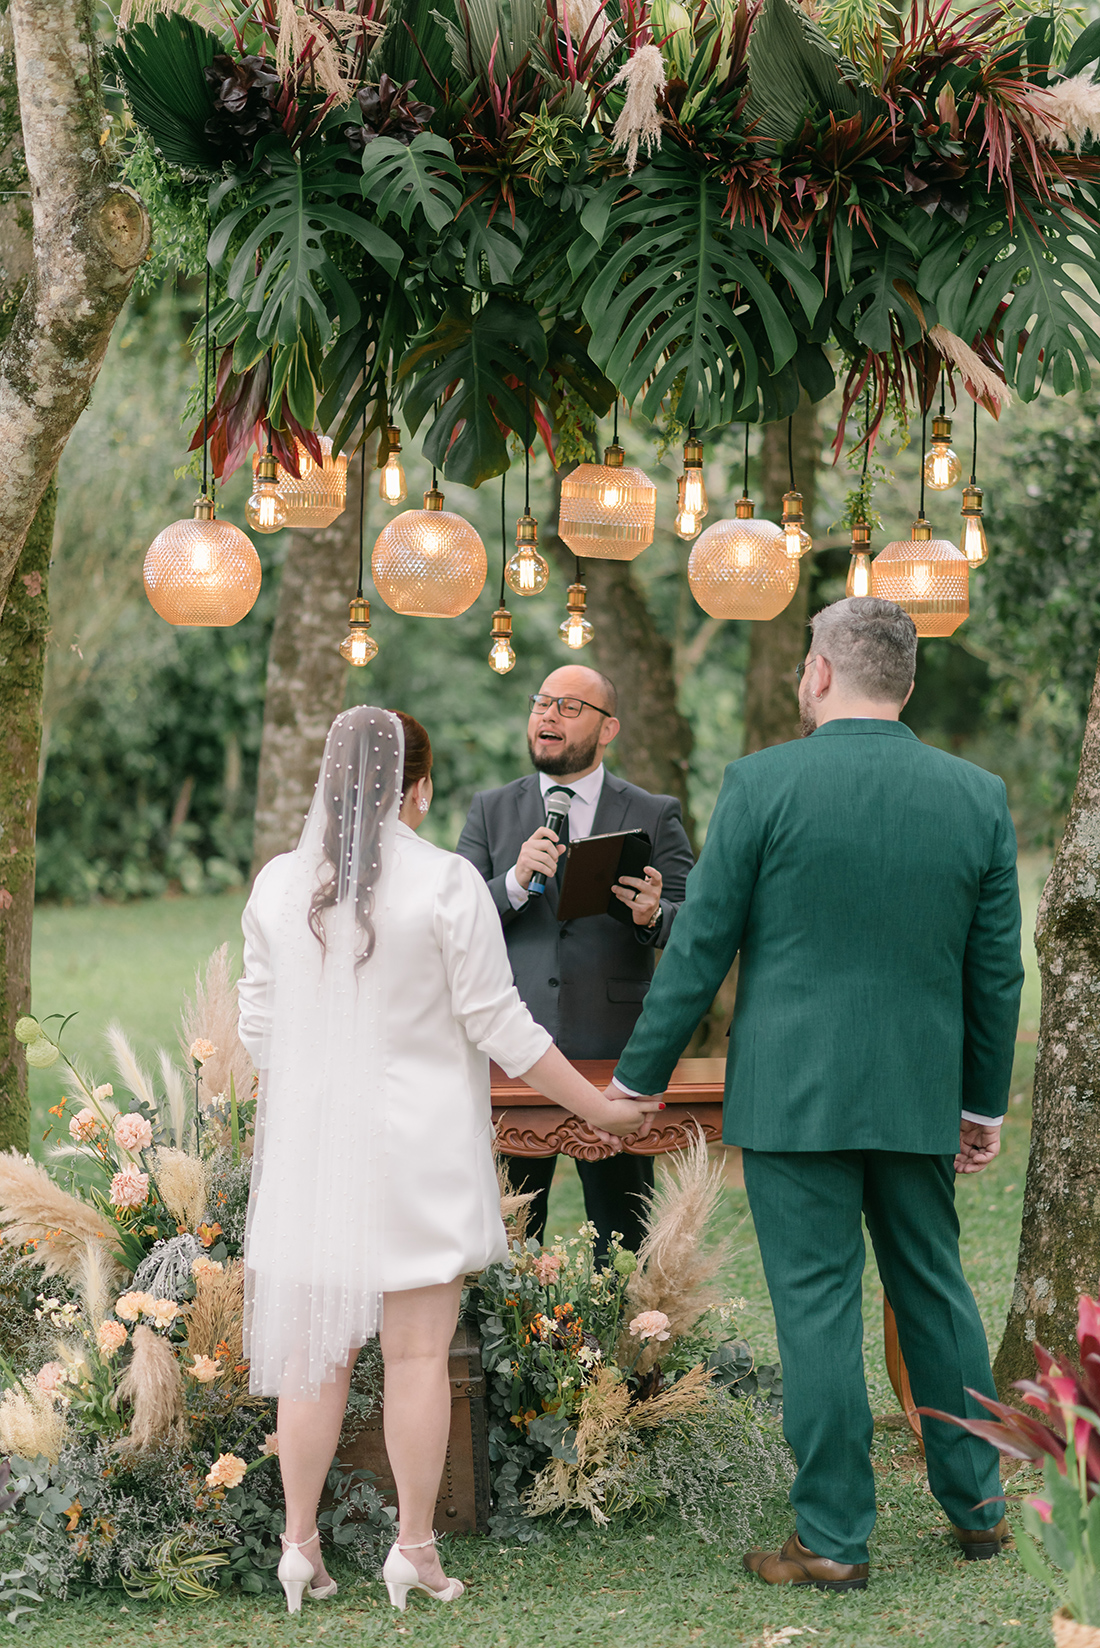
[237, 706, 659, 1613]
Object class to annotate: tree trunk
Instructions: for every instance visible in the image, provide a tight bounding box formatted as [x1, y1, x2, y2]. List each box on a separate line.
[250, 461, 362, 875]
[742, 401, 822, 753]
[0, 480, 53, 1151]
[0, 0, 150, 616]
[993, 652, 1100, 1391]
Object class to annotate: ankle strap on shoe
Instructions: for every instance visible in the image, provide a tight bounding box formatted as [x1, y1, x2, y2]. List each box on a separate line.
[281, 1531, 319, 1550]
[398, 1535, 438, 1551]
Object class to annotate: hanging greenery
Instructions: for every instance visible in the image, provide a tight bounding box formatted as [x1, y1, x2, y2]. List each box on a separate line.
[108, 0, 1100, 484]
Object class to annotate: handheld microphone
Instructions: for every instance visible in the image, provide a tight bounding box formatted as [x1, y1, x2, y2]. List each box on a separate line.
[528, 788, 573, 896]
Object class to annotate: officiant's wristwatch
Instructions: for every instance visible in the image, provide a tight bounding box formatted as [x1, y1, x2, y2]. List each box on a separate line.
[646, 904, 663, 932]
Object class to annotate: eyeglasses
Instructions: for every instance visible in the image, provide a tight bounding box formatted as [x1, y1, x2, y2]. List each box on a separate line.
[529, 693, 611, 720]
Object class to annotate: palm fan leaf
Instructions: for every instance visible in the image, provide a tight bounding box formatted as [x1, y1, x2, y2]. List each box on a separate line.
[108, 14, 223, 176]
[744, 0, 887, 149]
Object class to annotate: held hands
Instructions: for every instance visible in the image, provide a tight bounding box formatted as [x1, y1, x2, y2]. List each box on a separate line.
[587, 1083, 663, 1148]
[611, 865, 663, 926]
[514, 825, 566, 891]
[955, 1120, 1002, 1174]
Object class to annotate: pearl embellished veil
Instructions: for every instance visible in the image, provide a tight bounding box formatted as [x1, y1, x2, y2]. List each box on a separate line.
[243, 706, 404, 1400]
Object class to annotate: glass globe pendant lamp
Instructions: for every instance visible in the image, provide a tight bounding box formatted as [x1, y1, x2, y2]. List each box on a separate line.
[488, 605, 516, 674]
[675, 430, 707, 540]
[339, 595, 378, 666]
[246, 449, 288, 533]
[558, 405, 657, 561]
[871, 514, 969, 636]
[372, 480, 486, 617]
[846, 520, 873, 597]
[378, 424, 407, 506]
[144, 494, 262, 627]
[274, 435, 348, 528]
[505, 511, 550, 596]
[688, 495, 798, 620]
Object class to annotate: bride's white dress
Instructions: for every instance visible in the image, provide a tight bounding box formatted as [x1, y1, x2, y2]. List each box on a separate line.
[238, 808, 551, 1399]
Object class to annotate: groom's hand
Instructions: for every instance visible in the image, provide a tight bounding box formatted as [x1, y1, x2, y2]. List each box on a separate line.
[601, 1083, 660, 1141]
[955, 1120, 1001, 1174]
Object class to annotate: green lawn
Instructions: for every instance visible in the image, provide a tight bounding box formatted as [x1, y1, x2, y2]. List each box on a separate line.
[17, 861, 1055, 1644]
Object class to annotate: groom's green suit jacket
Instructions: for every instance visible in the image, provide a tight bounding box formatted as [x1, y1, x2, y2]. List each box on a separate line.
[614, 720, 1023, 1153]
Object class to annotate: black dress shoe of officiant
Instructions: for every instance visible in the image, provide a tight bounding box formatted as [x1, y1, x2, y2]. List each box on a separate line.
[950, 1518, 1012, 1559]
[743, 1533, 869, 1591]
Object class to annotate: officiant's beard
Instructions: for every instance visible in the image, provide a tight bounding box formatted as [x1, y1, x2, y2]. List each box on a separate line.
[529, 725, 602, 776]
[799, 700, 819, 737]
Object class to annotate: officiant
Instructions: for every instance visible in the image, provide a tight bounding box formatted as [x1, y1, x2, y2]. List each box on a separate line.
[456, 665, 694, 1253]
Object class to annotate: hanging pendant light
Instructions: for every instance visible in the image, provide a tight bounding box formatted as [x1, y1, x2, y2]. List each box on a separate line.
[560, 577, 594, 648]
[506, 512, 550, 595]
[923, 369, 961, 490]
[372, 483, 486, 617]
[378, 424, 407, 506]
[687, 424, 797, 620]
[846, 521, 873, 598]
[275, 435, 348, 528]
[339, 430, 378, 666]
[872, 404, 968, 635]
[959, 401, 989, 567]
[778, 416, 813, 558]
[675, 426, 707, 539]
[246, 448, 288, 533]
[558, 403, 656, 560]
[489, 477, 517, 673]
[143, 256, 260, 627]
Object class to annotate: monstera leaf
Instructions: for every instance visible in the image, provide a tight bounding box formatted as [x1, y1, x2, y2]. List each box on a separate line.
[579, 155, 822, 430]
[208, 133, 402, 351]
[836, 238, 928, 355]
[919, 204, 1100, 400]
[108, 13, 221, 174]
[361, 133, 463, 233]
[401, 297, 550, 486]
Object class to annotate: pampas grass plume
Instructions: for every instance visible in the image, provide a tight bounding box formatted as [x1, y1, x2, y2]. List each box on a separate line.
[0, 1151, 119, 1287]
[154, 1148, 208, 1231]
[1021, 73, 1100, 152]
[159, 1051, 188, 1149]
[609, 44, 666, 173]
[179, 945, 255, 1115]
[107, 1026, 158, 1113]
[185, 1259, 245, 1371]
[0, 1378, 68, 1466]
[116, 1324, 186, 1453]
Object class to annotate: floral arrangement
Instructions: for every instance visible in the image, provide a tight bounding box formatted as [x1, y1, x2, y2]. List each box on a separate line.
[105, 0, 1100, 490]
[922, 1293, 1100, 1631]
[476, 1134, 789, 1540]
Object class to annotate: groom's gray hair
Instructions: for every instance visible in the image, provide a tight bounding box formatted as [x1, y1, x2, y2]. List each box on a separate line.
[809, 597, 917, 705]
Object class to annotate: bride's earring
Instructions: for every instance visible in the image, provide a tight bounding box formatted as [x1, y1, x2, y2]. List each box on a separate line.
[418, 798, 429, 814]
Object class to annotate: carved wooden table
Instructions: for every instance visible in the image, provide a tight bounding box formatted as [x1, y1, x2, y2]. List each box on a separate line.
[490, 1055, 727, 1159]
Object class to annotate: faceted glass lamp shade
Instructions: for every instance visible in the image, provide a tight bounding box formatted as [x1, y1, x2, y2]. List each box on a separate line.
[275, 437, 348, 528]
[371, 490, 487, 617]
[687, 501, 798, 620]
[871, 519, 969, 636]
[558, 445, 657, 561]
[143, 499, 261, 627]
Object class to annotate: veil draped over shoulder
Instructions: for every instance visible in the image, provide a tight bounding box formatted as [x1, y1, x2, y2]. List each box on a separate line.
[243, 706, 404, 1400]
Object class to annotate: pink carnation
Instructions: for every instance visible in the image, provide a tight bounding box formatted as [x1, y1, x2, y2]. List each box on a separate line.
[114, 1112, 152, 1153]
[35, 1361, 66, 1395]
[533, 1254, 563, 1286]
[109, 1166, 149, 1210]
[205, 1453, 246, 1489]
[628, 1310, 671, 1343]
[69, 1107, 100, 1142]
[97, 1321, 127, 1356]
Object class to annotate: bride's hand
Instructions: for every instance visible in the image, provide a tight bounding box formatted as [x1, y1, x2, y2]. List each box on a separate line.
[596, 1092, 664, 1138]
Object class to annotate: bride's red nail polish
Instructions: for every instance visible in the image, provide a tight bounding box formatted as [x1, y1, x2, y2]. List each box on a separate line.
[659, 1102, 666, 1110]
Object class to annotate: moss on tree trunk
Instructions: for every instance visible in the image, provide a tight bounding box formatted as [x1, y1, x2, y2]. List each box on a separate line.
[0, 477, 53, 1152]
[994, 652, 1100, 1391]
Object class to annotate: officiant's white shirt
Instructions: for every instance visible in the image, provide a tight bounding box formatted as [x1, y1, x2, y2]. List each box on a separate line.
[504, 763, 606, 910]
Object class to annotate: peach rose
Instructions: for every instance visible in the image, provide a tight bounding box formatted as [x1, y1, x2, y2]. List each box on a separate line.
[189, 1355, 222, 1384]
[114, 1112, 153, 1153]
[628, 1310, 671, 1343]
[69, 1107, 100, 1143]
[115, 1291, 153, 1322]
[109, 1166, 149, 1210]
[97, 1321, 128, 1357]
[149, 1298, 180, 1329]
[191, 1255, 224, 1280]
[205, 1453, 246, 1489]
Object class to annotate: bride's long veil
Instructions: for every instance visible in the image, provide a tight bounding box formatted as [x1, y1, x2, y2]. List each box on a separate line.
[244, 706, 405, 1399]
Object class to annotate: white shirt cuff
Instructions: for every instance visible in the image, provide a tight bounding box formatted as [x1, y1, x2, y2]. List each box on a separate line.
[961, 1110, 1004, 1127]
[610, 1076, 643, 1097]
[505, 866, 529, 910]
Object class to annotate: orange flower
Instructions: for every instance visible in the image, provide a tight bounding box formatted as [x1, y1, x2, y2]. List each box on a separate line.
[64, 1500, 82, 1531]
[196, 1222, 223, 1248]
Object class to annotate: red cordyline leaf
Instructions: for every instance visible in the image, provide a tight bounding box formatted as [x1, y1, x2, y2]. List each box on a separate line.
[919, 1388, 1069, 1469]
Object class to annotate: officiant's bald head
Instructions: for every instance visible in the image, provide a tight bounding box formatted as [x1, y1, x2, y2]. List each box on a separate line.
[528, 665, 620, 779]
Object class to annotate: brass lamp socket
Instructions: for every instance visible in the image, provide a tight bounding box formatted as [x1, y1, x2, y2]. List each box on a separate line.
[682, 436, 704, 468]
[193, 494, 215, 521]
[348, 596, 370, 627]
[255, 452, 279, 484]
[566, 582, 588, 614]
[961, 483, 984, 517]
[603, 443, 626, 469]
[515, 512, 538, 546]
[379, 424, 402, 465]
[850, 520, 872, 548]
[423, 488, 445, 511]
[490, 606, 513, 641]
[912, 515, 933, 541]
[735, 496, 755, 520]
[931, 414, 952, 442]
[781, 489, 804, 527]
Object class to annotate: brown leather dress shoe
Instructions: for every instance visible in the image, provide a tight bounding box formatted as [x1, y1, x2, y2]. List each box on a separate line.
[950, 1518, 1012, 1560]
[743, 1532, 869, 1591]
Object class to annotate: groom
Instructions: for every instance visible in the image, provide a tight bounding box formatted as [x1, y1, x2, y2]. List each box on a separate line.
[611, 597, 1023, 1588]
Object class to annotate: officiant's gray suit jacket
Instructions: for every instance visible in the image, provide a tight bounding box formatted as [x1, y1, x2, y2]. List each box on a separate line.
[456, 772, 695, 1058]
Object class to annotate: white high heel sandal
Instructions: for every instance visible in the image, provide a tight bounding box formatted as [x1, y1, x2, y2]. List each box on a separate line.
[277, 1532, 339, 1614]
[382, 1534, 465, 1609]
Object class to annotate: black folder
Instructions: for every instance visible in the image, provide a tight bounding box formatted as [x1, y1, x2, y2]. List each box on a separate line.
[555, 829, 652, 924]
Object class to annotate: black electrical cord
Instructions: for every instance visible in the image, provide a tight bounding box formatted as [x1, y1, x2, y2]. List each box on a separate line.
[742, 421, 750, 498]
[575, 554, 582, 584]
[201, 230, 211, 500]
[499, 472, 507, 607]
[524, 364, 532, 515]
[787, 415, 795, 488]
[919, 403, 928, 519]
[355, 348, 368, 600]
[862, 389, 870, 485]
[970, 398, 978, 486]
[613, 397, 619, 446]
[938, 361, 946, 418]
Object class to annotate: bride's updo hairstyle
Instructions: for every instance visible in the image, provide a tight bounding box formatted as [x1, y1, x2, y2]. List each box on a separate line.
[395, 711, 432, 798]
[308, 706, 404, 967]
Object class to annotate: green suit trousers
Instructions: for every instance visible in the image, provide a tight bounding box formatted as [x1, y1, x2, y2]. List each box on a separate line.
[741, 1149, 1004, 1564]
